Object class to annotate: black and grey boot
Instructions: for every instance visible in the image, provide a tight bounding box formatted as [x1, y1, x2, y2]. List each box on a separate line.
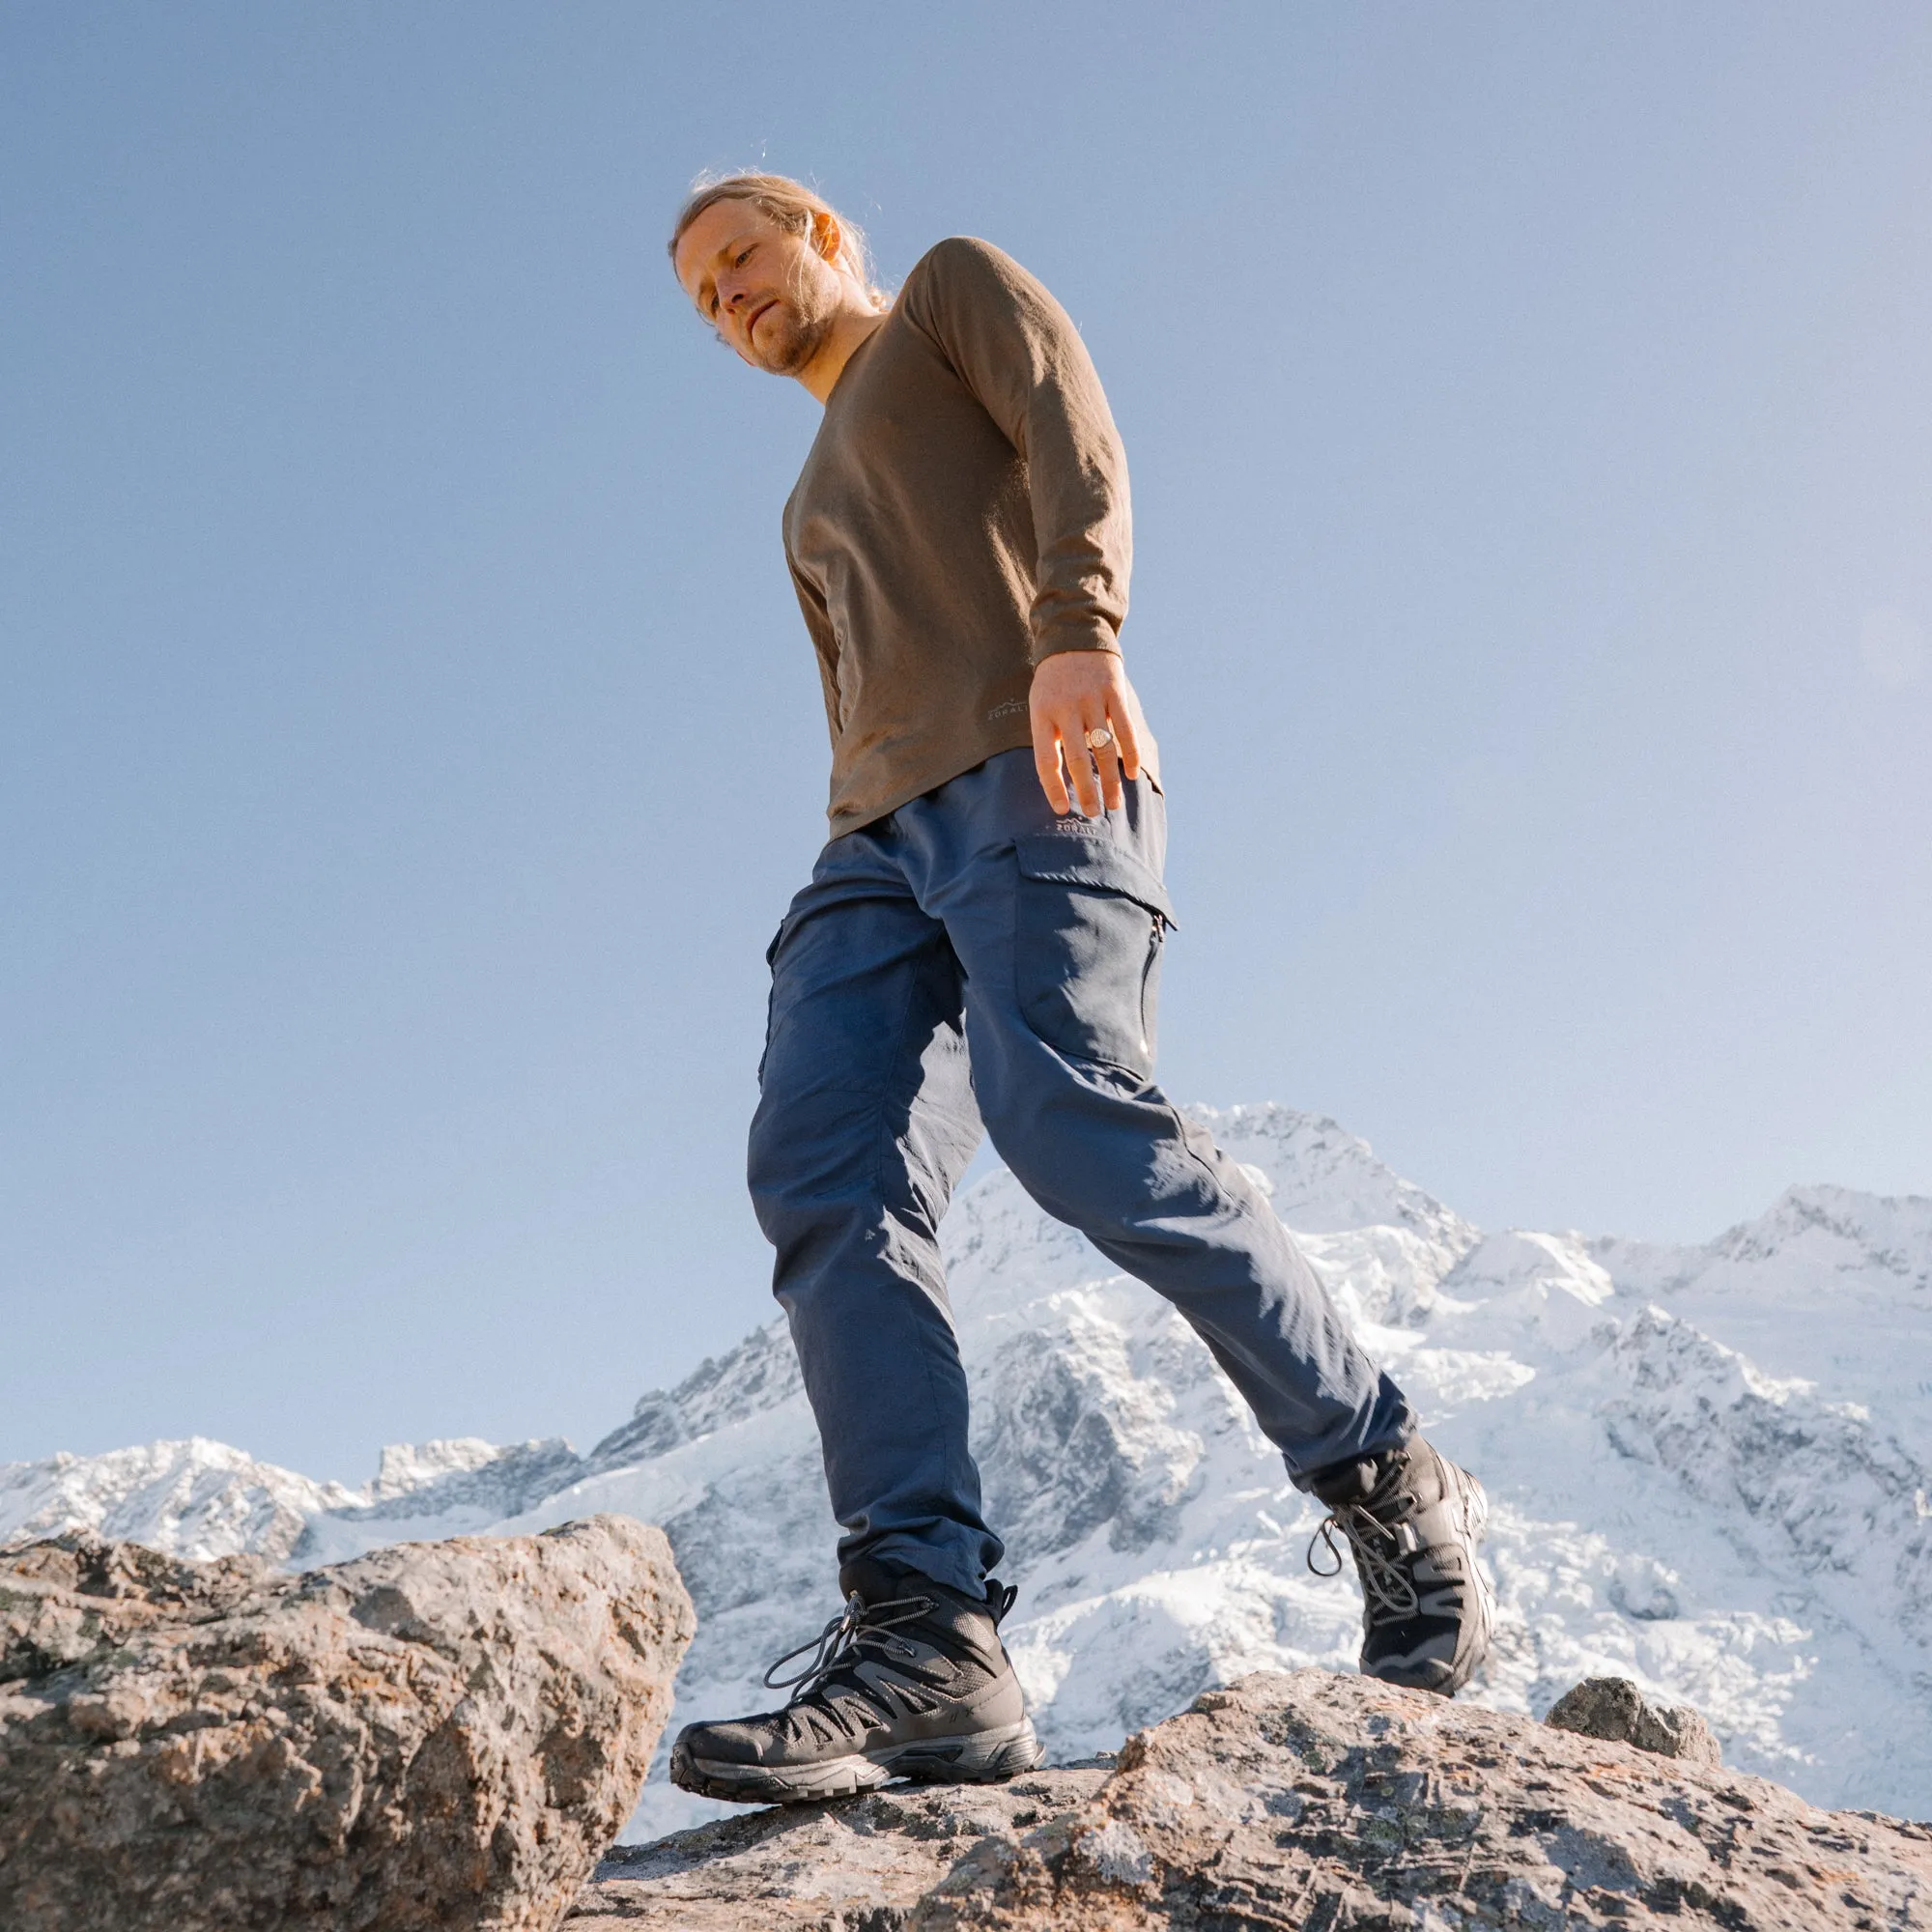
[1308, 1435, 1495, 1696]
[668, 1556, 1046, 1804]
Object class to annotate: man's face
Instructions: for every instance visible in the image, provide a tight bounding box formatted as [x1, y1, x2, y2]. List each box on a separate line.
[673, 200, 844, 378]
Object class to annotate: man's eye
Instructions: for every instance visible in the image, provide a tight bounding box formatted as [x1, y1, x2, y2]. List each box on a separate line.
[736, 247, 753, 267]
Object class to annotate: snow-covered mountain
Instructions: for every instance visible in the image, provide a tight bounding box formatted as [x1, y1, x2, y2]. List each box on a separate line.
[6, 1104, 1928, 1835]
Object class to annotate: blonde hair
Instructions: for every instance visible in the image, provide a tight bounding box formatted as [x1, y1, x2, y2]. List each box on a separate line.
[668, 172, 890, 307]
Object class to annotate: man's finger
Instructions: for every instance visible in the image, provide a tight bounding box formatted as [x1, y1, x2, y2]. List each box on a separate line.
[1109, 701, 1143, 784]
[1091, 714, 1126, 812]
[1066, 713, 1104, 817]
[1033, 721, 1073, 814]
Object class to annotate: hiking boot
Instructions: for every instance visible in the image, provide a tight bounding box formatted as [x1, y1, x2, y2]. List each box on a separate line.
[668, 1556, 1046, 1804]
[1307, 1435, 1495, 1696]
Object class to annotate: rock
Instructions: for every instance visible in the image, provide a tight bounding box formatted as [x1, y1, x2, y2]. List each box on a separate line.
[570, 1668, 1932, 1930]
[0, 1515, 695, 1932]
[1546, 1673, 1723, 1766]
[568, 1760, 1118, 1930]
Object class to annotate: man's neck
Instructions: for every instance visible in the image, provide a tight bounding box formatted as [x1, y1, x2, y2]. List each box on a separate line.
[797, 307, 888, 405]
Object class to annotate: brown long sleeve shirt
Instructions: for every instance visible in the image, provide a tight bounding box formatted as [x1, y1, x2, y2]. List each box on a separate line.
[782, 237, 1143, 837]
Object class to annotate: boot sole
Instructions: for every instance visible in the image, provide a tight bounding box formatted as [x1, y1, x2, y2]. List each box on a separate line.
[669, 1717, 1045, 1805]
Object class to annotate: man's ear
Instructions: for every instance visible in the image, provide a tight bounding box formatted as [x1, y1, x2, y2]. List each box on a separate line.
[810, 209, 841, 264]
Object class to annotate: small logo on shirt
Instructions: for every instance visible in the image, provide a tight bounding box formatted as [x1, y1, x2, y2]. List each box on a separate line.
[986, 698, 1028, 721]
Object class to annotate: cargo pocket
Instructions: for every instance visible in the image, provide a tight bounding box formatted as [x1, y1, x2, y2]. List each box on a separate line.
[1012, 834, 1177, 1078]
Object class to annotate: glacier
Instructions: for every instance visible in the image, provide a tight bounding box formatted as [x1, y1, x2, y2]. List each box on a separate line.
[5, 1103, 1927, 1836]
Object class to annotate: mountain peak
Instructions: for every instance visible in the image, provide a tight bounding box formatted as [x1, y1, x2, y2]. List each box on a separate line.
[1715, 1183, 1932, 1286]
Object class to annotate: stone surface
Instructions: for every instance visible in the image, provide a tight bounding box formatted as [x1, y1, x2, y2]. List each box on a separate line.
[0, 1515, 695, 1932]
[568, 1761, 1118, 1930]
[1546, 1674, 1723, 1767]
[570, 1669, 1932, 1930]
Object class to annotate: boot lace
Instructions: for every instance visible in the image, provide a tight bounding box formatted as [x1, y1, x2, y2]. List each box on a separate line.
[760, 1590, 935, 1703]
[1307, 1505, 1421, 1623]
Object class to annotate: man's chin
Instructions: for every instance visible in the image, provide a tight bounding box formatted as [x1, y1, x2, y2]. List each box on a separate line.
[750, 314, 829, 379]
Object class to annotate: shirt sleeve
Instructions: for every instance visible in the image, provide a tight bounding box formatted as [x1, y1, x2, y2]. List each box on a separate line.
[899, 237, 1131, 661]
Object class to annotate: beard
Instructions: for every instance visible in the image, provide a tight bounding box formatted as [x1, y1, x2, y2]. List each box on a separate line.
[743, 275, 837, 377]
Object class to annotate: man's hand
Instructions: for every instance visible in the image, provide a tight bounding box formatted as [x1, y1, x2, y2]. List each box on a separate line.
[1030, 648, 1148, 816]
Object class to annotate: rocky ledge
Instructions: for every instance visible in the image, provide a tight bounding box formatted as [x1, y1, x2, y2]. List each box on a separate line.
[571, 1669, 1931, 1930]
[0, 1517, 695, 1932]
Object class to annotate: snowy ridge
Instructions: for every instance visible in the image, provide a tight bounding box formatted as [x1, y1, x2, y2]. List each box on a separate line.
[5, 1104, 1928, 1832]
[1604, 1308, 1932, 1626]
[0, 1438, 355, 1567]
[0, 1433, 583, 1569]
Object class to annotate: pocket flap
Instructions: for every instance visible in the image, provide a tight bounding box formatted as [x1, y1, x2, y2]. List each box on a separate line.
[1013, 834, 1178, 928]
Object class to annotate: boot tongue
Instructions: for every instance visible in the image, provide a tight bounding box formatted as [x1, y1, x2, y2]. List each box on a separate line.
[1310, 1447, 1403, 1509]
[835, 1559, 1002, 1663]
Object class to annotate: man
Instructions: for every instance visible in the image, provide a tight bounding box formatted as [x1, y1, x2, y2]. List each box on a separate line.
[665, 173, 1493, 1806]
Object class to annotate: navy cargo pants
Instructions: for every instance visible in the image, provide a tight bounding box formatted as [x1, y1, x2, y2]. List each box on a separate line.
[749, 749, 1413, 1597]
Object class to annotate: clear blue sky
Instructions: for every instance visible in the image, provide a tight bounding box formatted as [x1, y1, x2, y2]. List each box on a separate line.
[4, 3, 1928, 1481]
